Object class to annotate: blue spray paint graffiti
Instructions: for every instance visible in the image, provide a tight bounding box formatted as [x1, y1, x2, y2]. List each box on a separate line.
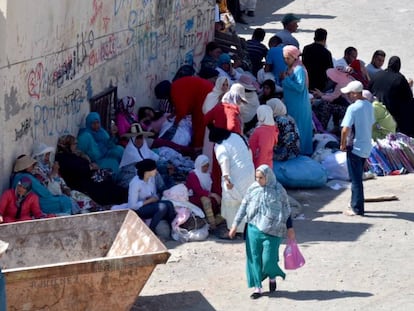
[33, 88, 86, 139]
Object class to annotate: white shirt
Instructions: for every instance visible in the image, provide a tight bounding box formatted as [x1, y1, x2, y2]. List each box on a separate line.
[128, 176, 158, 210]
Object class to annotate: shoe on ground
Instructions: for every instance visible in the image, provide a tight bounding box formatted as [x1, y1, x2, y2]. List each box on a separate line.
[250, 292, 262, 299]
[269, 280, 277, 292]
[343, 208, 357, 216]
[343, 208, 363, 216]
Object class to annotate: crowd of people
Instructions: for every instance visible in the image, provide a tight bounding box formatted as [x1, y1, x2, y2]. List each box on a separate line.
[1, 7, 414, 302]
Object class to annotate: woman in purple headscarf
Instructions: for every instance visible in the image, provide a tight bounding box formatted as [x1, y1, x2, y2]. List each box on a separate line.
[115, 96, 139, 137]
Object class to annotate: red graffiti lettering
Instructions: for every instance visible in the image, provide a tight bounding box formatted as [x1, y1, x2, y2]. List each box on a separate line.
[103, 17, 110, 33]
[90, 0, 103, 25]
[28, 62, 44, 99]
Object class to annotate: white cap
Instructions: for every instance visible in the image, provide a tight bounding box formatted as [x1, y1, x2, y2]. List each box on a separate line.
[341, 80, 363, 94]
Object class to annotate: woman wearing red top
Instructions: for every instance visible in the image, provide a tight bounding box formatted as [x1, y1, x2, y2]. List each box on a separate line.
[204, 83, 246, 135]
[249, 105, 279, 168]
[186, 155, 222, 230]
[0, 176, 44, 223]
[170, 76, 214, 148]
[204, 83, 247, 194]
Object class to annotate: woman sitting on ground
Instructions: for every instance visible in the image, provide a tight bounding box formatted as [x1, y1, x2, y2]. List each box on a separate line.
[0, 176, 45, 223]
[32, 142, 83, 214]
[185, 155, 222, 231]
[116, 96, 139, 136]
[11, 155, 72, 215]
[266, 98, 300, 161]
[56, 135, 128, 206]
[259, 79, 278, 105]
[118, 124, 172, 190]
[128, 159, 176, 234]
[311, 68, 354, 133]
[200, 41, 222, 72]
[77, 112, 124, 177]
[115, 96, 139, 147]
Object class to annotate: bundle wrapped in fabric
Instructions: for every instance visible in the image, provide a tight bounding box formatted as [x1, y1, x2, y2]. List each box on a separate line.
[273, 155, 328, 188]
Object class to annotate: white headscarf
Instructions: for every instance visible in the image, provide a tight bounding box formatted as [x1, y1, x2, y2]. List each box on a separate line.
[119, 138, 159, 168]
[266, 98, 287, 117]
[202, 76, 230, 114]
[193, 155, 212, 192]
[256, 105, 275, 126]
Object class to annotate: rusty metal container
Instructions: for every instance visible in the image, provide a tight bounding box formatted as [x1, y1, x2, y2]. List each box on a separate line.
[0, 210, 170, 311]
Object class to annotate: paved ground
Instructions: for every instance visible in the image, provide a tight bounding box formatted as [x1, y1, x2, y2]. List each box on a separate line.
[133, 1, 414, 310]
[235, 0, 414, 80]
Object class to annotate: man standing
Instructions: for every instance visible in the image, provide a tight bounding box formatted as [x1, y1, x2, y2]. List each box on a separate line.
[276, 13, 300, 48]
[302, 28, 333, 91]
[340, 81, 375, 216]
[246, 28, 268, 76]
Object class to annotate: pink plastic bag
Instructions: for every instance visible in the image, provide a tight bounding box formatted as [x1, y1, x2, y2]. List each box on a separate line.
[284, 239, 305, 270]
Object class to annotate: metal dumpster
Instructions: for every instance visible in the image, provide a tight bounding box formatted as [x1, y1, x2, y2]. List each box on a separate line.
[0, 210, 170, 311]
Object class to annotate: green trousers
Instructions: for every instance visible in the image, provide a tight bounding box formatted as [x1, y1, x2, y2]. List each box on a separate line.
[245, 223, 286, 288]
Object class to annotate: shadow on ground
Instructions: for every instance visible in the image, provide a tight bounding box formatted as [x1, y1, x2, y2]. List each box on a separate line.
[132, 291, 216, 311]
[236, 0, 336, 37]
[269, 289, 373, 300]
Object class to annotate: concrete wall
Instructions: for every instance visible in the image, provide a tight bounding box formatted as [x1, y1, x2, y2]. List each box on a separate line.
[0, 0, 215, 190]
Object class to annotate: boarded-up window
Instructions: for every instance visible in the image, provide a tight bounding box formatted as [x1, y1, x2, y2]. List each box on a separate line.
[89, 86, 117, 132]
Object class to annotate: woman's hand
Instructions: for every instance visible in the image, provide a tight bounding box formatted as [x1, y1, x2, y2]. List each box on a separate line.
[89, 163, 99, 170]
[311, 88, 323, 99]
[223, 176, 233, 190]
[144, 196, 158, 205]
[0, 215, 3, 223]
[228, 226, 237, 239]
[287, 228, 296, 241]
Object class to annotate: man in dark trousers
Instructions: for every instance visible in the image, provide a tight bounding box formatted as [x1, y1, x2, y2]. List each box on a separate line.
[339, 81, 375, 216]
[302, 28, 333, 91]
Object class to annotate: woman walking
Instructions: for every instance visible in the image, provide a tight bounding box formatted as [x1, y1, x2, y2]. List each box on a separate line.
[229, 164, 295, 299]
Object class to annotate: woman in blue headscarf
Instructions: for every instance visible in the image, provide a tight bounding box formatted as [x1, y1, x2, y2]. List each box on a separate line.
[11, 155, 72, 215]
[77, 112, 124, 176]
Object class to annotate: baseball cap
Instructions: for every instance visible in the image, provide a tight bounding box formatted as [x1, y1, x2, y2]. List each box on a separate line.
[282, 13, 300, 25]
[218, 53, 231, 66]
[341, 80, 363, 94]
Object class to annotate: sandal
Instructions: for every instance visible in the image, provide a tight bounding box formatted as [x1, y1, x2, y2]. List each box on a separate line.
[250, 292, 262, 299]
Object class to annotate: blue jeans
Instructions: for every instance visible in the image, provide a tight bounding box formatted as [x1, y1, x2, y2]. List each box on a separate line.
[136, 200, 176, 232]
[346, 151, 366, 215]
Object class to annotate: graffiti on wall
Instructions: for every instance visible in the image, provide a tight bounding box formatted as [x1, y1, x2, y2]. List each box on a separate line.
[33, 87, 86, 139]
[21, 0, 214, 143]
[15, 118, 32, 141]
[4, 86, 29, 121]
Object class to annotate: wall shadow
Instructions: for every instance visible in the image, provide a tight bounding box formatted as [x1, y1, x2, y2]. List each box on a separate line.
[132, 291, 216, 311]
